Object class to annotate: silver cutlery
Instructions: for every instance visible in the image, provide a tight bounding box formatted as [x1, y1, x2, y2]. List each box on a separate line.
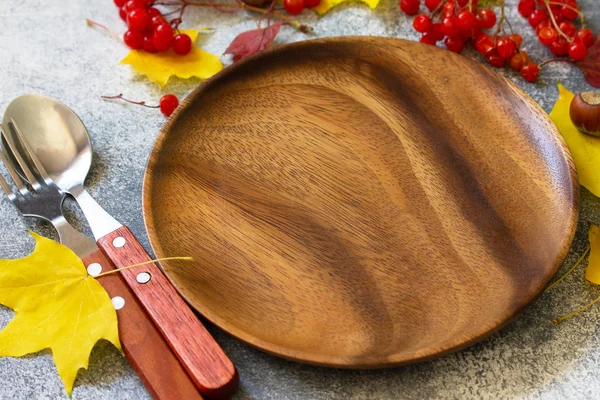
[0, 122, 205, 400]
[2, 95, 237, 399]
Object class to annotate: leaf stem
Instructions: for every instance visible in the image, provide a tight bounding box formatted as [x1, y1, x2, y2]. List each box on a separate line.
[545, 245, 590, 292]
[100, 94, 160, 109]
[94, 256, 194, 278]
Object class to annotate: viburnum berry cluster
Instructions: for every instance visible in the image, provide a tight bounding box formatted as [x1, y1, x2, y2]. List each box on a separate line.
[114, 0, 193, 54]
[518, 0, 593, 61]
[400, 0, 595, 83]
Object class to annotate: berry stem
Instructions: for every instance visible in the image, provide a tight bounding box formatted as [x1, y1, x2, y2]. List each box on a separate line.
[553, 294, 600, 325]
[538, 57, 574, 68]
[547, 1, 585, 28]
[493, 0, 509, 37]
[100, 94, 160, 108]
[86, 19, 124, 43]
[544, 245, 590, 292]
[543, 0, 573, 42]
[154, 0, 312, 32]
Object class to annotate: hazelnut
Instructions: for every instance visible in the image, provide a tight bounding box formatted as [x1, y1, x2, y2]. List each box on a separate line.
[570, 92, 600, 137]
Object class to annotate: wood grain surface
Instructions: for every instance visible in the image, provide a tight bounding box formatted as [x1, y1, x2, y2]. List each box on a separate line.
[143, 37, 579, 368]
[82, 250, 204, 400]
[97, 228, 238, 398]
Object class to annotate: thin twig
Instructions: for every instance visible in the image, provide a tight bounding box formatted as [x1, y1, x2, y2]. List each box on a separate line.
[95, 256, 194, 278]
[539, 57, 573, 68]
[545, 245, 590, 292]
[101, 94, 160, 108]
[553, 294, 600, 325]
[544, 0, 573, 42]
[86, 19, 124, 43]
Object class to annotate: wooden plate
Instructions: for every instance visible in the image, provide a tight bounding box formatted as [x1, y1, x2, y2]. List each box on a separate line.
[143, 37, 578, 368]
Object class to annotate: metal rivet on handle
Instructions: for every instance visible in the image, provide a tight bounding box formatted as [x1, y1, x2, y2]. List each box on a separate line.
[111, 296, 125, 310]
[87, 263, 102, 277]
[136, 272, 151, 284]
[112, 236, 126, 248]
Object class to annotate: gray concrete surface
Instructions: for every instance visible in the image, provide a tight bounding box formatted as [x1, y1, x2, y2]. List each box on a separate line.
[0, 0, 599, 398]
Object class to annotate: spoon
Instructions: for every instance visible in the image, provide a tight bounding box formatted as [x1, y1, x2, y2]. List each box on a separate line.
[2, 94, 121, 239]
[1, 94, 238, 398]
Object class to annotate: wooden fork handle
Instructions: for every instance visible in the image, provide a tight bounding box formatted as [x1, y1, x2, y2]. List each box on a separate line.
[82, 250, 204, 400]
[97, 226, 239, 400]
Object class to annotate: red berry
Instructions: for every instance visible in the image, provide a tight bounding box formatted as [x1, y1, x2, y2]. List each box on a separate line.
[119, 6, 127, 21]
[535, 19, 551, 36]
[147, 7, 161, 17]
[528, 9, 548, 28]
[305, 0, 321, 7]
[456, 0, 467, 6]
[400, 0, 420, 15]
[497, 37, 517, 59]
[172, 33, 192, 55]
[429, 23, 444, 41]
[538, 26, 558, 46]
[569, 40, 587, 61]
[509, 51, 529, 71]
[123, 30, 144, 49]
[474, 33, 495, 56]
[152, 23, 174, 51]
[114, 0, 127, 7]
[420, 34, 437, 46]
[521, 63, 539, 82]
[487, 53, 505, 68]
[159, 94, 179, 117]
[444, 36, 465, 53]
[124, 0, 144, 12]
[127, 9, 150, 32]
[150, 15, 166, 30]
[441, 16, 459, 37]
[558, 21, 576, 38]
[476, 8, 497, 30]
[424, 0, 441, 11]
[518, 0, 535, 17]
[509, 33, 523, 48]
[550, 37, 569, 55]
[576, 28, 594, 47]
[142, 34, 157, 53]
[413, 14, 431, 33]
[284, 0, 304, 15]
[550, 8, 563, 24]
[561, 1, 579, 20]
[443, 1, 454, 14]
[456, 11, 475, 31]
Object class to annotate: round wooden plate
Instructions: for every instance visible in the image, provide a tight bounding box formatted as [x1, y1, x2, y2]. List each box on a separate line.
[143, 37, 578, 368]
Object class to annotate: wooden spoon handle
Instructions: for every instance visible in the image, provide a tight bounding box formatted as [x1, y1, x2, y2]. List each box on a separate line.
[82, 250, 204, 400]
[97, 226, 239, 399]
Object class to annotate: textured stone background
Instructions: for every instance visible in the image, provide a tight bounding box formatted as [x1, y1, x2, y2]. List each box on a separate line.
[0, 0, 599, 399]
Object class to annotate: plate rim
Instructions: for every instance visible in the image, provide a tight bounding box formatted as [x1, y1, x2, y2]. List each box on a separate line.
[142, 36, 580, 368]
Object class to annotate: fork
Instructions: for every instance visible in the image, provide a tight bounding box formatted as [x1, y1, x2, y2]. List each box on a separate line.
[0, 126, 204, 400]
[0, 127, 97, 256]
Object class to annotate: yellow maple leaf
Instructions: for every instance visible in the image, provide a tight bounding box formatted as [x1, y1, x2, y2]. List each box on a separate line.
[587, 225, 600, 284]
[121, 29, 223, 87]
[549, 83, 600, 197]
[313, 0, 379, 15]
[0, 232, 120, 396]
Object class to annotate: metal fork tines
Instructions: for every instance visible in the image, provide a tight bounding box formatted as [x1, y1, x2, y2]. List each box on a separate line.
[0, 122, 97, 257]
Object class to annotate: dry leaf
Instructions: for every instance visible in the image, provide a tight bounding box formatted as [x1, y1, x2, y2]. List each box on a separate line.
[576, 33, 600, 88]
[587, 225, 600, 284]
[224, 22, 282, 62]
[0, 232, 120, 396]
[549, 83, 600, 197]
[121, 29, 223, 87]
[313, 0, 379, 15]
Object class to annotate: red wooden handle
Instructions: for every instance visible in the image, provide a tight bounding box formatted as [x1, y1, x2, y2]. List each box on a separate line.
[82, 250, 204, 400]
[97, 226, 238, 399]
